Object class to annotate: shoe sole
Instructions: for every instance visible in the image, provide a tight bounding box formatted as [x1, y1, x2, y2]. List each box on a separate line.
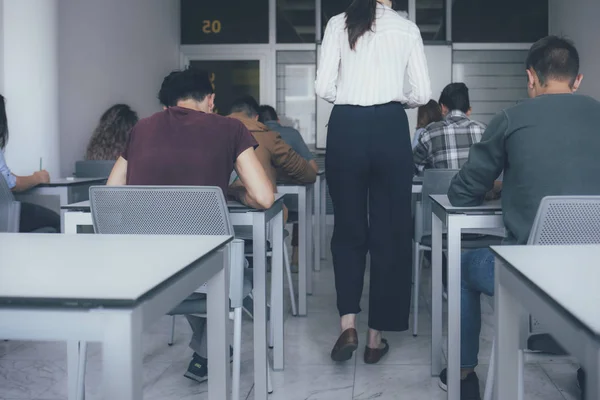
[331, 342, 358, 362]
[184, 371, 208, 384]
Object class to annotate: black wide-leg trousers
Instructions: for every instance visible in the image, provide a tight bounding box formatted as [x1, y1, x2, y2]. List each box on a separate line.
[325, 102, 413, 331]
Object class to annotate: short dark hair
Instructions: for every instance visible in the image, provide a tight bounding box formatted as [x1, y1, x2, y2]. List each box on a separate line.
[258, 105, 278, 123]
[0, 94, 7, 150]
[229, 96, 260, 118]
[417, 100, 443, 129]
[438, 82, 470, 113]
[526, 36, 580, 87]
[157, 68, 214, 107]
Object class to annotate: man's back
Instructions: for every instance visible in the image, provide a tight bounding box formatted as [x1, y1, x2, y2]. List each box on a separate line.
[503, 94, 600, 242]
[413, 110, 486, 170]
[123, 107, 257, 194]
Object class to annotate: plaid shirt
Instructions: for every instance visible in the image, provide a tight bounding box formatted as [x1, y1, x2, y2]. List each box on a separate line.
[413, 110, 486, 171]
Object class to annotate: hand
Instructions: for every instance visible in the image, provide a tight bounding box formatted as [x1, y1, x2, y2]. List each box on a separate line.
[33, 170, 50, 184]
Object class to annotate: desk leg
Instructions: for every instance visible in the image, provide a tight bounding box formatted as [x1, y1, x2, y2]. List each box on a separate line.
[298, 188, 308, 316]
[272, 210, 285, 370]
[587, 349, 600, 400]
[102, 310, 142, 400]
[306, 185, 313, 295]
[67, 341, 80, 400]
[494, 261, 521, 400]
[59, 187, 69, 233]
[320, 176, 327, 260]
[431, 213, 443, 376]
[314, 177, 321, 272]
[253, 213, 269, 399]
[207, 248, 231, 400]
[447, 219, 462, 400]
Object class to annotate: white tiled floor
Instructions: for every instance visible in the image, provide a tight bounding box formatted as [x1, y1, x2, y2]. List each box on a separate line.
[0, 227, 583, 400]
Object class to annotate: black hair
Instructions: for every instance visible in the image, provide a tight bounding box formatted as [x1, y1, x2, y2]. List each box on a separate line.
[526, 36, 580, 87]
[229, 96, 260, 118]
[345, 0, 378, 50]
[438, 82, 470, 114]
[0, 95, 7, 150]
[258, 105, 278, 123]
[417, 100, 443, 129]
[157, 68, 214, 107]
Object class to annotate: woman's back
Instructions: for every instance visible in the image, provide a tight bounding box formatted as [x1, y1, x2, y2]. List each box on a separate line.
[316, 3, 430, 107]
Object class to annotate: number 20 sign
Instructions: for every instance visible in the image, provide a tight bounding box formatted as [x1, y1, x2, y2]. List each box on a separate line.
[202, 20, 222, 34]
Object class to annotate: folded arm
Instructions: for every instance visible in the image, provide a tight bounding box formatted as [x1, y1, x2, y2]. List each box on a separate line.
[448, 112, 507, 206]
[271, 133, 316, 184]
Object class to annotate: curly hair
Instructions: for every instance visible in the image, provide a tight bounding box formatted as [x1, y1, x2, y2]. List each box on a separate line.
[85, 104, 138, 160]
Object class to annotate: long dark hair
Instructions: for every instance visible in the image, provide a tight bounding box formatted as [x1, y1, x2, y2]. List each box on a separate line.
[0, 95, 8, 150]
[346, 0, 381, 50]
[86, 104, 138, 160]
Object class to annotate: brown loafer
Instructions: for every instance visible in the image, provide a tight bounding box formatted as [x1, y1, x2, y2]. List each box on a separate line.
[364, 338, 389, 364]
[330, 328, 358, 362]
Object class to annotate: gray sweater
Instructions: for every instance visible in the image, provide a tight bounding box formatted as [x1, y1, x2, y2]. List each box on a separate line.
[448, 93, 600, 244]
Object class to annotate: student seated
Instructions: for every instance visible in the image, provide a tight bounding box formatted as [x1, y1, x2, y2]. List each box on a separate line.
[107, 68, 274, 383]
[0, 94, 60, 233]
[258, 104, 318, 269]
[227, 96, 317, 206]
[413, 82, 485, 172]
[443, 36, 597, 400]
[85, 104, 139, 160]
[412, 99, 443, 149]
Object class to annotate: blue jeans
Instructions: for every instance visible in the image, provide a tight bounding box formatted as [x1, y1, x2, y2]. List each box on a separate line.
[461, 248, 495, 368]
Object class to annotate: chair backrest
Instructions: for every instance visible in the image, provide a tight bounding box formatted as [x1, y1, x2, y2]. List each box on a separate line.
[75, 160, 116, 178]
[89, 186, 233, 235]
[417, 169, 460, 240]
[528, 196, 600, 245]
[0, 176, 20, 233]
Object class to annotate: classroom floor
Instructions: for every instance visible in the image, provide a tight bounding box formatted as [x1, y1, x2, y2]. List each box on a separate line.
[0, 227, 583, 400]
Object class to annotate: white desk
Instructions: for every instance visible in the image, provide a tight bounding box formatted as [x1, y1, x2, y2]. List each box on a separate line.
[277, 183, 314, 316]
[14, 177, 106, 232]
[0, 233, 232, 400]
[62, 195, 286, 400]
[429, 195, 504, 400]
[491, 245, 600, 400]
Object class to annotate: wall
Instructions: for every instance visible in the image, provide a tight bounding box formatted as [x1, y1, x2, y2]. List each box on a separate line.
[549, 0, 600, 99]
[58, 0, 180, 175]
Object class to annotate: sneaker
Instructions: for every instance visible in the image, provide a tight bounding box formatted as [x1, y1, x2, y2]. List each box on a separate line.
[184, 354, 208, 383]
[438, 368, 481, 400]
[577, 367, 585, 399]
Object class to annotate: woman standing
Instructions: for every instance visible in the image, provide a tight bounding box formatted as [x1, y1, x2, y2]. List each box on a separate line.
[316, 0, 430, 363]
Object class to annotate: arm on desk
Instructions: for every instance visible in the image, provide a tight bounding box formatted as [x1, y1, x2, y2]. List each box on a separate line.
[448, 112, 506, 206]
[233, 148, 274, 209]
[12, 171, 49, 192]
[270, 132, 316, 184]
[106, 157, 127, 186]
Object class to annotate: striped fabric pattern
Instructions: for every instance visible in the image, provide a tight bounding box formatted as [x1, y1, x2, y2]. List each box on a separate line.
[315, 3, 431, 108]
[413, 110, 486, 171]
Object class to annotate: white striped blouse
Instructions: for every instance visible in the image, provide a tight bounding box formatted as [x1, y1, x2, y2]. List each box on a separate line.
[315, 3, 431, 108]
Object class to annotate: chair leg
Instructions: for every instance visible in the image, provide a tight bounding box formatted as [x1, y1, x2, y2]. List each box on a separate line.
[77, 341, 87, 400]
[269, 285, 274, 349]
[168, 315, 175, 346]
[484, 337, 495, 400]
[232, 307, 243, 400]
[284, 245, 298, 316]
[412, 242, 421, 337]
[267, 359, 274, 394]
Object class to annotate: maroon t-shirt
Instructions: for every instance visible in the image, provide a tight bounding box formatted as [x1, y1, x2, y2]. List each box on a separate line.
[122, 107, 257, 195]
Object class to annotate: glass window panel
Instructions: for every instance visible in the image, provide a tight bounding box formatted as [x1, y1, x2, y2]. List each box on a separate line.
[321, 0, 409, 40]
[452, 0, 548, 43]
[417, 0, 446, 41]
[276, 51, 316, 144]
[189, 60, 260, 116]
[277, 0, 316, 43]
[181, 0, 269, 44]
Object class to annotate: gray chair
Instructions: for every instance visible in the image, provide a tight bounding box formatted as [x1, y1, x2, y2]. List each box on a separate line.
[0, 175, 20, 233]
[484, 196, 600, 400]
[74, 160, 116, 178]
[412, 169, 504, 336]
[84, 186, 254, 400]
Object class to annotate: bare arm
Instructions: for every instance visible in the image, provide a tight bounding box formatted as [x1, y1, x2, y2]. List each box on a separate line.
[12, 170, 49, 192]
[234, 148, 274, 209]
[107, 157, 127, 186]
